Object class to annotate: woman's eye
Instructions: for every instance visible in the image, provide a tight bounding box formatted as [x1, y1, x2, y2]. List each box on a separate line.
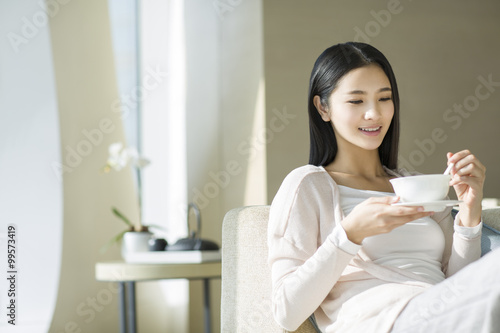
[348, 100, 363, 104]
[379, 97, 392, 102]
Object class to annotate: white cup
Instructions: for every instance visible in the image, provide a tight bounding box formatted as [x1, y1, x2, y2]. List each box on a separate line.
[389, 174, 451, 202]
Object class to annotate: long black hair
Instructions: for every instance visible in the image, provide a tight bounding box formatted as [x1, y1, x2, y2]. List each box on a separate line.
[308, 42, 400, 169]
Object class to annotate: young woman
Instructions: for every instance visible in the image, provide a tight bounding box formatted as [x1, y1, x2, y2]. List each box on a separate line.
[267, 42, 498, 332]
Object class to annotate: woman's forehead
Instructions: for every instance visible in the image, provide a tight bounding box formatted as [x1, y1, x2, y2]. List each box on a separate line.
[335, 65, 391, 93]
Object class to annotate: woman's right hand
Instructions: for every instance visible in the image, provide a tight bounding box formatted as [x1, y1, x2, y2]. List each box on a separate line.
[340, 196, 433, 244]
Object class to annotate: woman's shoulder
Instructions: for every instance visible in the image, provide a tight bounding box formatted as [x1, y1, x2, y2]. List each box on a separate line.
[270, 165, 337, 239]
[285, 164, 329, 180]
[281, 164, 332, 188]
[273, 164, 336, 204]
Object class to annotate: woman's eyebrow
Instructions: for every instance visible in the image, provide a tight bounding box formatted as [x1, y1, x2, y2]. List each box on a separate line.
[346, 90, 365, 95]
[346, 87, 392, 95]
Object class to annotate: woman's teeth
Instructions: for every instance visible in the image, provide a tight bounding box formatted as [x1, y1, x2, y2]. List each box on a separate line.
[359, 127, 381, 132]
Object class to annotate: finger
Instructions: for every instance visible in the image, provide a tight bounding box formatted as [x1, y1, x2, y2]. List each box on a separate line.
[449, 154, 485, 179]
[450, 175, 483, 188]
[401, 212, 434, 223]
[388, 212, 434, 228]
[454, 163, 485, 180]
[453, 162, 477, 177]
[448, 149, 472, 165]
[388, 205, 426, 216]
[450, 153, 473, 171]
[449, 152, 484, 171]
[446, 152, 455, 166]
[450, 172, 468, 186]
[452, 154, 480, 172]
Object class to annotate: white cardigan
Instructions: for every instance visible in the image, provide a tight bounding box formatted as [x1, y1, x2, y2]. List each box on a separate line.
[267, 165, 482, 333]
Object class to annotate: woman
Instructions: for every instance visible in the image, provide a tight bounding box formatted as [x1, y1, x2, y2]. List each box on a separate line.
[267, 42, 498, 333]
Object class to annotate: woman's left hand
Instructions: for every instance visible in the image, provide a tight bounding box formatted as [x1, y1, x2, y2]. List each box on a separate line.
[447, 150, 486, 227]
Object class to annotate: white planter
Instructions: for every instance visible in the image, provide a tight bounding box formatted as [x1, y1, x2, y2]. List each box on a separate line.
[121, 231, 153, 261]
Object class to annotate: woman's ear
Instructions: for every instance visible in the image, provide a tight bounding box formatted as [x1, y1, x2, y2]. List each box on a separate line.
[313, 95, 331, 122]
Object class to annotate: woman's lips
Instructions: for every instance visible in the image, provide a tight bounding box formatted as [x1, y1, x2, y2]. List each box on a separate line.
[358, 126, 382, 136]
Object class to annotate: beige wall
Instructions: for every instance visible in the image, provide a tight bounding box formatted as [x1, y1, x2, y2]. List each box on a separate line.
[49, 0, 138, 332]
[264, 0, 500, 200]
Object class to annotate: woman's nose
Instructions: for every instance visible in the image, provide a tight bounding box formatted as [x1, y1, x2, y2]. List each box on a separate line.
[364, 106, 381, 120]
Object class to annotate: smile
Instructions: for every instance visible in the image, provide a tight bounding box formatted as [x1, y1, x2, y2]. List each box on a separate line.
[359, 126, 381, 132]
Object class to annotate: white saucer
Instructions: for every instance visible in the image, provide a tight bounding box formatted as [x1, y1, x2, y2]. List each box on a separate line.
[392, 200, 462, 212]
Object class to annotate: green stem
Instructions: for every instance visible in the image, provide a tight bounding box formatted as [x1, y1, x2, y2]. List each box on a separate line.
[112, 207, 133, 227]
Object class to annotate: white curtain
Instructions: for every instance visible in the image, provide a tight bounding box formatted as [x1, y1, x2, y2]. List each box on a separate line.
[140, 0, 189, 331]
[0, 1, 62, 331]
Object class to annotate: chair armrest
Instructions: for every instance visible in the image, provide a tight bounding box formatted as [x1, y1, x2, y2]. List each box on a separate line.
[481, 208, 500, 255]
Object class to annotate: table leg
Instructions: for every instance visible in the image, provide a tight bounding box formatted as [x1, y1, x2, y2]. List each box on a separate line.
[203, 278, 211, 333]
[118, 282, 126, 333]
[126, 281, 137, 333]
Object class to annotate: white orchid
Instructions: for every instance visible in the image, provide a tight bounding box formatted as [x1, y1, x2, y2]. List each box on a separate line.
[101, 142, 156, 253]
[103, 142, 150, 172]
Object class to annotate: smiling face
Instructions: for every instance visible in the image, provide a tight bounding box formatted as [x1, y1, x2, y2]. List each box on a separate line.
[315, 64, 394, 154]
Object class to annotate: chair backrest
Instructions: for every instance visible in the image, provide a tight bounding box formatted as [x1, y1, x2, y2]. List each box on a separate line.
[221, 206, 317, 333]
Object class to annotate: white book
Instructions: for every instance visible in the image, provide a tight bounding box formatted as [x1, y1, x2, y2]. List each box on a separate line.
[124, 250, 221, 264]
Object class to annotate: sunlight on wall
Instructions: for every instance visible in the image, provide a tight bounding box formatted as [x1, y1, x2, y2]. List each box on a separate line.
[244, 78, 268, 205]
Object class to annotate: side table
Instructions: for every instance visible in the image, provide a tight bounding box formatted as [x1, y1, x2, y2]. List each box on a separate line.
[95, 261, 221, 333]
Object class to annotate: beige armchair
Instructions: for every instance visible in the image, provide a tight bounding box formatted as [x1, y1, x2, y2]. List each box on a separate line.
[221, 205, 500, 332]
[221, 205, 317, 333]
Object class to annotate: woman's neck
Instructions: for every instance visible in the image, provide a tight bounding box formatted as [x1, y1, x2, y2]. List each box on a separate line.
[324, 149, 394, 192]
[325, 149, 387, 179]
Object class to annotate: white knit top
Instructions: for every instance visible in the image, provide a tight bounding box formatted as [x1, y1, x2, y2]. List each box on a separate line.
[267, 165, 482, 333]
[338, 185, 446, 284]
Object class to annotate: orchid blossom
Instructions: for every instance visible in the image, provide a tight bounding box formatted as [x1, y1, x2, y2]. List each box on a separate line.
[103, 142, 150, 173]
